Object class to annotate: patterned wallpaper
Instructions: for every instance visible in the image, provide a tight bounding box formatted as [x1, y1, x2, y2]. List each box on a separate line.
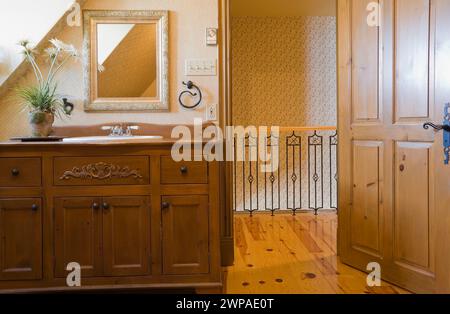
[231, 16, 337, 127]
[231, 17, 337, 212]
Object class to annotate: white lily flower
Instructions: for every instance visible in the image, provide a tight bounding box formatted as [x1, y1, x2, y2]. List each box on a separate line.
[45, 47, 59, 59]
[50, 38, 66, 51]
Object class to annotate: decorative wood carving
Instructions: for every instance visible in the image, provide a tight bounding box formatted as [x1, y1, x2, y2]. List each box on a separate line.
[60, 162, 143, 180]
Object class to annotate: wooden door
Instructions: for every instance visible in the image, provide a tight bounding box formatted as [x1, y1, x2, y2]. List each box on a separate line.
[0, 198, 42, 280]
[161, 195, 209, 275]
[338, 0, 450, 293]
[54, 197, 103, 278]
[102, 196, 150, 276]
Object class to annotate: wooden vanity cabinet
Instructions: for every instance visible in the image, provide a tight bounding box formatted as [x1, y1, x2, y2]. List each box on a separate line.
[0, 144, 221, 293]
[102, 196, 151, 277]
[162, 195, 209, 275]
[55, 196, 151, 278]
[0, 198, 42, 281]
[54, 197, 103, 278]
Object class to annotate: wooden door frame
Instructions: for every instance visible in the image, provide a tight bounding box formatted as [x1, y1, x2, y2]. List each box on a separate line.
[336, 0, 349, 259]
[218, 0, 234, 266]
[218, 0, 343, 265]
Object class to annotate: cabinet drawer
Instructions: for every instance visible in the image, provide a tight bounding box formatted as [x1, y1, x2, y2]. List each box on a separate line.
[54, 156, 150, 186]
[160, 157, 208, 184]
[0, 158, 42, 187]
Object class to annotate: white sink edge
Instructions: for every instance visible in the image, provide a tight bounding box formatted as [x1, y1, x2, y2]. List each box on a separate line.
[63, 135, 164, 143]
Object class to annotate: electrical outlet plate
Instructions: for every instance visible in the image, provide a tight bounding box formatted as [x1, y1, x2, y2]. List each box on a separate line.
[185, 59, 217, 76]
[206, 103, 218, 121]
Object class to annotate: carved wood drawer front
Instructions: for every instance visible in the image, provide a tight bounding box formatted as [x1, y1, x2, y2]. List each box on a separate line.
[0, 158, 42, 187]
[160, 156, 208, 184]
[53, 156, 150, 186]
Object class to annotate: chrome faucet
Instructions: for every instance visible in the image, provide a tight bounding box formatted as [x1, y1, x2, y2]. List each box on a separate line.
[101, 125, 139, 137]
[124, 125, 139, 136]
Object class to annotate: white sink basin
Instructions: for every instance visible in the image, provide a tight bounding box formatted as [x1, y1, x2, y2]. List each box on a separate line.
[63, 135, 163, 143]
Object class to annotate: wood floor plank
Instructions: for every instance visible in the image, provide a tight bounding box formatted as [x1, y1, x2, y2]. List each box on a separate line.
[224, 212, 410, 294]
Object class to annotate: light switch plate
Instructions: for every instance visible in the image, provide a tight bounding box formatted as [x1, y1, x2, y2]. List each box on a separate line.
[206, 103, 218, 121]
[206, 28, 218, 46]
[185, 59, 217, 76]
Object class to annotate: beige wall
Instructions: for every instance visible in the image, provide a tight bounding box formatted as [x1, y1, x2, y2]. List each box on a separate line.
[231, 0, 336, 17]
[0, 0, 218, 140]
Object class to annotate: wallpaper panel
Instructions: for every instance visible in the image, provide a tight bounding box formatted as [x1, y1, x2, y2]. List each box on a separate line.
[231, 16, 337, 127]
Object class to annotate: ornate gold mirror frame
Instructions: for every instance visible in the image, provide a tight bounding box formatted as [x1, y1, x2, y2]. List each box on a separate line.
[83, 10, 169, 111]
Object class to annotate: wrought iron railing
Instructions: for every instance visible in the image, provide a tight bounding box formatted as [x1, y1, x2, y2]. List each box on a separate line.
[233, 127, 338, 216]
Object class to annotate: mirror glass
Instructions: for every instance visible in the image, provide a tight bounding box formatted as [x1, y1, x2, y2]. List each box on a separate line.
[83, 11, 169, 112]
[97, 23, 158, 98]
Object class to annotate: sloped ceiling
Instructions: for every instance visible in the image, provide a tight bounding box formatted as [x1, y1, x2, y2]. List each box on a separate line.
[0, 0, 86, 97]
[0, 0, 77, 84]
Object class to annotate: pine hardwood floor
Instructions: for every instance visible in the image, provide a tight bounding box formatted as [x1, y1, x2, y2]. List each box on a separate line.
[223, 212, 409, 294]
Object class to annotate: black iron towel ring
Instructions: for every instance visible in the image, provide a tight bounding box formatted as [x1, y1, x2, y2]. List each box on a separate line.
[179, 81, 202, 109]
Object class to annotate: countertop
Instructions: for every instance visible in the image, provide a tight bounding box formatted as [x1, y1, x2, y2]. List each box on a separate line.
[0, 138, 211, 147]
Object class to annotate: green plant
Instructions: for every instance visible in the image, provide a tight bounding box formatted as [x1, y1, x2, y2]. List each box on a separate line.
[16, 39, 78, 118]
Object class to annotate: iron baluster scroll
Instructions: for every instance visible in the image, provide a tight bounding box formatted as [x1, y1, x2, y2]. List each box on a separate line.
[241, 134, 259, 217]
[308, 131, 324, 215]
[286, 132, 302, 215]
[265, 134, 281, 215]
[329, 132, 338, 210]
[446, 103, 450, 165]
[233, 128, 338, 215]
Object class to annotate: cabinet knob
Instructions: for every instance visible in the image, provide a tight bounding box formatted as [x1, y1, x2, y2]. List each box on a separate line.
[161, 202, 170, 210]
[102, 203, 110, 210]
[180, 166, 188, 174]
[31, 204, 39, 211]
[11, 168, 20, 176]
[92, 203, 100, 210]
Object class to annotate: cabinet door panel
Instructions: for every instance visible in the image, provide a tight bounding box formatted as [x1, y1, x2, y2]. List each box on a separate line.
[0, 198, 42, 281]
[54, 197, 102, 278]
[162, 195, 209, 275]
[103, 197, 150, 276]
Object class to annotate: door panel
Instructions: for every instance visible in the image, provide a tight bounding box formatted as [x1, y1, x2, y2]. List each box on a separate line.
[54, 197, 102, 278]
[395, 0, 432, 121]
[351, 141, 383, 257]
[0, 199, 42, 280]
[394, 142, 434, 273]
[351, 0, 381, 122]
[103, 196, 150, 276]
[161, 195, 209, 275]
[338, 0, 450, 293]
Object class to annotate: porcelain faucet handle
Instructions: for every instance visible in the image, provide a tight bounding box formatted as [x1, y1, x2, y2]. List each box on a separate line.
[125, 125, 139, 136]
